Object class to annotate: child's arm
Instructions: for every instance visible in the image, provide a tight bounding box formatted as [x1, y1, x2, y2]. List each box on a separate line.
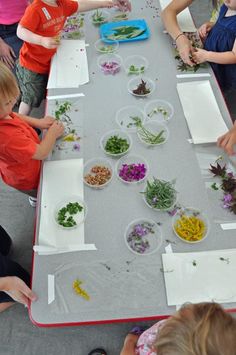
[0, 276, 37, 306]
[17, 24, 59, 49]
[192, 39, 236, 65]
[75, 0, 131, 12]
[120, 334, 139, 355]
[217, 121, 236, 155]
[32, 121, 64, 160]
[17, 114, 55, 130]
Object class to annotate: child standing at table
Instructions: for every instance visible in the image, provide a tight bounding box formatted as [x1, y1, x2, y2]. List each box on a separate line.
[192, 1, 236, 121]
[0, 62, 64, 206]
[16, 0, 131, 116]
[120, 302, 236, 355]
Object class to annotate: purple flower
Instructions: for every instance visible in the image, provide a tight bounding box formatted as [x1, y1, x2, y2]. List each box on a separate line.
[227, 172, 234, 178]
[73, 143, 80, 151]
[223, 194, 233, 203]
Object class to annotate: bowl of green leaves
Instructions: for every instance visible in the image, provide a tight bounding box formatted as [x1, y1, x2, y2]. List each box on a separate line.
[127, 76, 155, 97]
[144, 99, 174, 123]
[94, 38, 119, 53]
[137, 121, 169, 147]
[100, 129, 132, 157]
[90, 10, 110, 26]
[124, 55, 149, 75]
[55, 197, 87, 229]
[142, 178, 177, 211]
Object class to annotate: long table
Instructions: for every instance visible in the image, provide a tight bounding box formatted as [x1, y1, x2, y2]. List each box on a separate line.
[30, 0, 236, 326]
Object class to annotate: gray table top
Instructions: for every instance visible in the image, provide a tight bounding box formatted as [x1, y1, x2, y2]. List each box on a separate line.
[30, 1, 236, 326]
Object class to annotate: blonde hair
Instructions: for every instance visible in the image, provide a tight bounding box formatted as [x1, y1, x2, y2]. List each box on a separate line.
[0, 62, 20, 108]
[154, 302, 236, 355]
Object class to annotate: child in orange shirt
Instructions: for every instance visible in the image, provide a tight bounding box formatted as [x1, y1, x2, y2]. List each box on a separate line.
[0, 62, 64, 206]
[16, 0, 131, 115]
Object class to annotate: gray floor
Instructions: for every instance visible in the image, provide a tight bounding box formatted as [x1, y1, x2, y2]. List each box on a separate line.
[0, 2, 212, 355]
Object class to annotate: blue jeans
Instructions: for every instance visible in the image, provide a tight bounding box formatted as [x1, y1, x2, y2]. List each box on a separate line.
[0, 22, 23, 62]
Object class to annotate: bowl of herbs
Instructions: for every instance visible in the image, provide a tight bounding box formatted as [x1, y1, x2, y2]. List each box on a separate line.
[143, 178, 177, 211]
[124, 55, 149, 75]
[115, 105, 145, 132]
[94, 38, 119, 53]
[100, 129, 132, 157]
[124, 218, 162, 255]
[55, 197, 87, 229]
[144, 99, 174, 123]
[137, 121, 169, 147]
[90, 9, 110, 26]
[128, 76, 155, 97]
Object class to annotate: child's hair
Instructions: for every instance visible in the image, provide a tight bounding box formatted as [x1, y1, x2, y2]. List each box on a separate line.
[212, 0, 219, 9]
[0, 62, 20, 107]
[154, 302, 236, 355]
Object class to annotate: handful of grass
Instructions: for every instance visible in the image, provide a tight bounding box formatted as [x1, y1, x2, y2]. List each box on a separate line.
[143, 178, 177, 210]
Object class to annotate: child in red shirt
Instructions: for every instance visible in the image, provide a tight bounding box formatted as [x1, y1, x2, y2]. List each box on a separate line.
[16, 0, 131, 115]
[0, 62, 64, 206]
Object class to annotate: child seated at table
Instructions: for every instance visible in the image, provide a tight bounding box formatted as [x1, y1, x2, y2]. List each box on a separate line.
[0, 61, 64, 207]
[16, 0, 131, 116]
[192, 1, 236, 121]
[120, 302, 236, 355]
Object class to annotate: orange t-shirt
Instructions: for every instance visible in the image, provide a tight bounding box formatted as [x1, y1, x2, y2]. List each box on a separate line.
[0, 113, 41, 191]
[19, 0, 78, 74]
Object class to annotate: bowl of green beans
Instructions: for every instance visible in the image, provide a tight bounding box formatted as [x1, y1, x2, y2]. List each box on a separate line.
[136, 121, 169, 147]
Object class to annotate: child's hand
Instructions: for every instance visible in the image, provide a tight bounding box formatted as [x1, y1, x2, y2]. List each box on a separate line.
[48, 121, 65, 139]
[192, 48, 208, 64]
[198, 22, 214, 41]
[113, 0, 131, 11]
[217, 122, 236, 156]
[37, 116, 55, 129]
[40, 36, 60, 49]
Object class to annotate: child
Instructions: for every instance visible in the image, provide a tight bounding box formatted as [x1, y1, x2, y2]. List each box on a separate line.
[198, 0, 224, 40]
[120, 302, 236, 355]
[192, 1, 236, 121]
[16, 0, 131, 115]
[218, 120, 236, 154]
[0, 61, 64, 206]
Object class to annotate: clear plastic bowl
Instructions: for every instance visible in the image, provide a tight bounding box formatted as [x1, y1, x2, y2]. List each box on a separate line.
[137, 121, 170, 147]
[94, 38, 119, 53]
[100, 129, 132, 157]
[54, 196, 87, 230]
[90, 10, 110, 25]
[142, 178, 178, 212]
[172, 207, 209, 243]
[127, 76, 155, 98]
[111, 12, 129, 22]
[83, 157, 113, 189]
[124, 218, 162, 255]
[115, 105, 145, 132]
[116, 154, 149, 184]
[144, 99, 174, 123]
[97, 54, 122, 75]
[124, 55, 149, 75]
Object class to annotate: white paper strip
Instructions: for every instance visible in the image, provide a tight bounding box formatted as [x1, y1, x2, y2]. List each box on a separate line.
[47, 93, 85, 100]
[159, 0, 196, 32]
[47, 40, 89, 89]
[48, 274, 55, 304]
[177, 80, 228, 144]
[165, 244, 173, 254]
[220, 223, 236, 230]
[37, 159, 96, 254]
[34, 244, 97, 254]
[162, 249, 236, 306]
[176, 73, 211, 79]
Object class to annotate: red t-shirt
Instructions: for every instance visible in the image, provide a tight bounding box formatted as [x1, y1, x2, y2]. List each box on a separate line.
[19, 0, 78, 74]
[0, 113, 41, 191]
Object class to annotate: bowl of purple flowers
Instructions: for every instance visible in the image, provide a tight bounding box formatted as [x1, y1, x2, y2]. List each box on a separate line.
[97, 54, 122, 75]
[116, 154, 149, 184]
[124, 218, 162, 255]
